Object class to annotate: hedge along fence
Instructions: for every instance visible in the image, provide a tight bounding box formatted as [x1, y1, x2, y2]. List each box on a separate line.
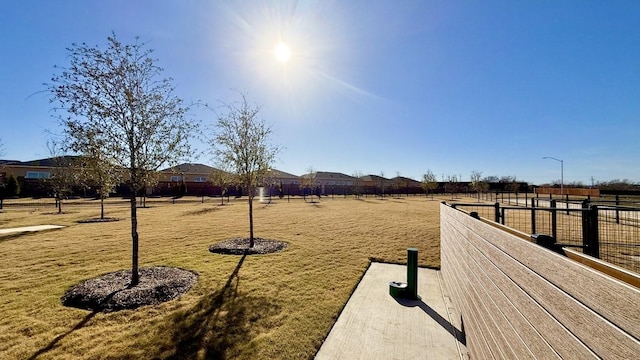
[440, 203, 640, 359]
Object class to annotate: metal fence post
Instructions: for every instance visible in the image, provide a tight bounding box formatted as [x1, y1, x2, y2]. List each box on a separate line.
[615, 194, 620, 224]
[581, 200, 590, 253]
[550, 200, 557, 240]
[587, 205, 600, 258]
[531, 198, 537, 235]
[494, 202, 500, 223]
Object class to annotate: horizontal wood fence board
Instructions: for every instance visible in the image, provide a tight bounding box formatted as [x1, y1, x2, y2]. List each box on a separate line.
[443, 222, 561, 359]
[443, 221, 567, 359]
[443, 216, 599, 359]
[437, 259, 473, 359]
[441, 204, 640, 359]
[444, 246, 510, 359]
[444, 223, 525, 359]
[441, 245, 494, 359]
[441, 250, 495, 359]
[452, 251, 528, 359]
[456, 214, 640, 359]
[455, 210, 640, 341]
[563, 248, 640, 289]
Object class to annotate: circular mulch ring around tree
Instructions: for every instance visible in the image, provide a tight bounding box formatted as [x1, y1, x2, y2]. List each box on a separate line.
[77, 217, 120, 223]
[209, 237, 288, 255]
[61, 266, 198, 312]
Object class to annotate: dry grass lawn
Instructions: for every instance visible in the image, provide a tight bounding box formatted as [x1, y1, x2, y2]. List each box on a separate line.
[0, 195, 444, 359]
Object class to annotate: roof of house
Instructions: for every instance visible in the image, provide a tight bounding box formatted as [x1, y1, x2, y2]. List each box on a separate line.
[390, 176, 421, 185]
[160, 163, 220, 174]
[302, 171, 357, 180]
[361, 174, 390, 182]
[2, 156, 81, 167]
[266, 168, 299, 179]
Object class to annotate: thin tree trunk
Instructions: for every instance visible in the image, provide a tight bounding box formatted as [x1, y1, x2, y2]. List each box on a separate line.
[100, 194, 105, 219]
[249, 194, 254, 248]
[58, 195, 63, 214]
[130, 189, 139, 286]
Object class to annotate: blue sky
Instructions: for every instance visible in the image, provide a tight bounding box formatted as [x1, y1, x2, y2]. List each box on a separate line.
[1, 1, 639, 185]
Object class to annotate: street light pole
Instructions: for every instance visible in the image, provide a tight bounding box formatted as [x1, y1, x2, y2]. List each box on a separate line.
[542, 157, 563, 196]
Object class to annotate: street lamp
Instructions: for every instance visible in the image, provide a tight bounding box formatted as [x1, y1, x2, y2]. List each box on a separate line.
[542, 157, 563, 196]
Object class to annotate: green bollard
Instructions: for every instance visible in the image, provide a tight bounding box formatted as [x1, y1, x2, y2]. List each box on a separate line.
[407, 248, 419, 300]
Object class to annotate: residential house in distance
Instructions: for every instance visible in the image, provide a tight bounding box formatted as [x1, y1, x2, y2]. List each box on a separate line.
[300, 171, 357, 195]
[157, 163, 221, 196]
[0, 157, 81, 197]
[156, 164, 302, 197]
[389, 176, 423, 195]
[263, 169, 300, 196]
[360, 174, 396, 196]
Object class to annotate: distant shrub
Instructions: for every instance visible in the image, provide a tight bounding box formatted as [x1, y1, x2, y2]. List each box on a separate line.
[6, 174, 19, 197]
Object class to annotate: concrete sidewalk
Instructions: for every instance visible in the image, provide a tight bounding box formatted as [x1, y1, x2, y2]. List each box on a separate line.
[0, 225, 65, 235]
[315, 262, 467, 360]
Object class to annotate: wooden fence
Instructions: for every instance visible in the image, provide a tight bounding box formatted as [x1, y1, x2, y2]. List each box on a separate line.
[440, 203, 640, 359]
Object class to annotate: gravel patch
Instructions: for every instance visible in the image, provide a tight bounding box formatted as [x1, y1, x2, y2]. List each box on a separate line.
[209, 237, 288, 255]
[61, 266, 198, 312]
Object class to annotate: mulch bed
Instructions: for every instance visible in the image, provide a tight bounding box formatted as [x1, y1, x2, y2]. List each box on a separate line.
[61, 266, 198, 312]
[77, 217, 120, 223]
[209, 237, 288, 255]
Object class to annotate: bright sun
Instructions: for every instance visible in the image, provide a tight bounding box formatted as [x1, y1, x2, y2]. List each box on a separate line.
[273, 41, 292, 63]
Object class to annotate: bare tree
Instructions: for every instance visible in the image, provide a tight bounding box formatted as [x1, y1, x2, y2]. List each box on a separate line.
[259, 170, 279, 204]
[446, 174, 459, 199]
[210, 168, 235, 205]
[470, 170, 489, 201]
[47, 139, 81, 214]
[0, 140, 3, 180]
[0, 139, 5, 198]
[507, 179, 521, 194]
[352, 171, 363, 199]
[483, 175, 499, 183]
[598, 179, 636, 191]
[138, 169, 160, 207]
[209, 94, 280, 248]
[300, 166, 316, 202]
[379, 171, 386, 198]
[421, 170, 438, 199]
[48, 34, 197, 285]
[393, 171, 402, 198]
[75, 129, 121, 219]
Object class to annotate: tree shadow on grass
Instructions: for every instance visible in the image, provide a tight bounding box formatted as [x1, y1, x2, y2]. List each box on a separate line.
[27, 312, 97, 360]
[29, 286, 126, 360]
[181, 207, 220, 217]
[161, 254, 282, 359]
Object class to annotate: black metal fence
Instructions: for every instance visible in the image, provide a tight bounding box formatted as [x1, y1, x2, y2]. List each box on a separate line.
[451, 199, 640, 274]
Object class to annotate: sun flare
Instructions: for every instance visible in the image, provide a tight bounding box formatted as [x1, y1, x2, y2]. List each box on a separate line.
[273, 41, 292, 63]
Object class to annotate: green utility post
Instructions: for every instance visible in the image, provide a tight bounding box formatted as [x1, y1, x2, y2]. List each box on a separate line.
[389, 248, 420, 300]
[406, 248, 419, 300]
